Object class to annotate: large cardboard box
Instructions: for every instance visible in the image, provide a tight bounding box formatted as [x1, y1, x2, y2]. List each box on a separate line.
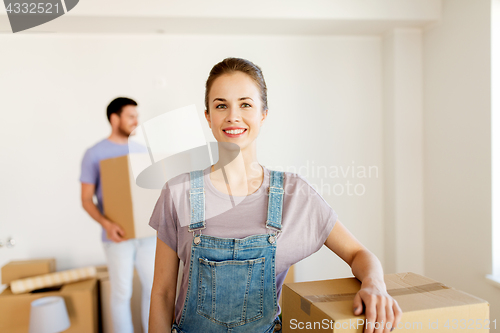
[1, 258, 56, 285]
[0, 278, 98, 333]
[100, 155, 160, 240]
[282, 272, 489, 332]
[96, 266, 143, 333]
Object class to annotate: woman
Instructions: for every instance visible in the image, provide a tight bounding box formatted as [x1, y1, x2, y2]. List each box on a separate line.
[149, 58, 402, 333]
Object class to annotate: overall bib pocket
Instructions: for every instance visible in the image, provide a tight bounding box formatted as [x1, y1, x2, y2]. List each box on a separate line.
[197, 257, 266, 326]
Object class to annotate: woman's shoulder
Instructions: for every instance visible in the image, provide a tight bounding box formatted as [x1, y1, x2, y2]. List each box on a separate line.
[161, 170, 192, 195]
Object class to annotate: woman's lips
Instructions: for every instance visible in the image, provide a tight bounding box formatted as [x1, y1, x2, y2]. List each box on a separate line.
[223, 129, 247, 138]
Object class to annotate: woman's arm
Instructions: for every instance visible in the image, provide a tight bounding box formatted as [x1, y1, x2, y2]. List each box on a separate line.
[149, 235, 179, 332]
[324, 219, 402, 333]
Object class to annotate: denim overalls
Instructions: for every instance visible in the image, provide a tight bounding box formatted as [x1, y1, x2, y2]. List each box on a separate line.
[171, 169, 285, 333]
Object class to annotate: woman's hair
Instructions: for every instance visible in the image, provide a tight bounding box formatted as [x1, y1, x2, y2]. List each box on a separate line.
[205, 57, 268, 114]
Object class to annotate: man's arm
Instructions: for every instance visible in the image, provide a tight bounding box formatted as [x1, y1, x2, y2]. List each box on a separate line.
[81, 182, 126, 242]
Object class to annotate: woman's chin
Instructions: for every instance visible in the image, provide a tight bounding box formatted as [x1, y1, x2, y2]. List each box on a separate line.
[216, 140, 242, 151]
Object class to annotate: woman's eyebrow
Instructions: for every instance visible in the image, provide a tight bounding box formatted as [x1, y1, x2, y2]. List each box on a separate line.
[212, 97, 254, 102]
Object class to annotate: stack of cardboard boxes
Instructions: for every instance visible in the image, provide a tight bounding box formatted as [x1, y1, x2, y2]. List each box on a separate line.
[0, 259, 99, 333]
[0, 260, 144, 333]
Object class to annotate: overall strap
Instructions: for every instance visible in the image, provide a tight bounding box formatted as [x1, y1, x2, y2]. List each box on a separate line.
[189, 170, 205, 232]
[266, 170, 285, 232]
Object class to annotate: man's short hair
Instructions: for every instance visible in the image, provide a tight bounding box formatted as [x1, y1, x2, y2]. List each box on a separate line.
[106, 97, 137, 122]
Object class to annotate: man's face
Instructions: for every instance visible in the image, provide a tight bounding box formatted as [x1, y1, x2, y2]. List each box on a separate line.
[118, 105, 138, 136]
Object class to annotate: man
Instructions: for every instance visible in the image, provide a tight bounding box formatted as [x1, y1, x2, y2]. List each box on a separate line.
[80, 97, 156, 333]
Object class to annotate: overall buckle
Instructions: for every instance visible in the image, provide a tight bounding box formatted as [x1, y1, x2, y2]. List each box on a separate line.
[189, 226, 205, 245]
[265, 223, 281, 244]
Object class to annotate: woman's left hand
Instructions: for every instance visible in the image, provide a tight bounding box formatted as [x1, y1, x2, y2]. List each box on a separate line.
[353, 278, 402, 333]
[323, 221, 403, 333]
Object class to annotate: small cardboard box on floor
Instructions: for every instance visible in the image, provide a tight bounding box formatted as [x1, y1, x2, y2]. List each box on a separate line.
[282, 272, 489, 332]
[1, 258, 56, 285]
[0, 278, 98, 333]
[100, 154, 160, 240]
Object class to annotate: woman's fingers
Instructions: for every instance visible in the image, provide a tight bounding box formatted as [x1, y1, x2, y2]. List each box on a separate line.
[360, 293, 402, 333]
[374, 296, 386, 333]
[384, 299, 395, 333]
[393, 299, 403, 330]
[356, 286, 403, 333]
[353, 292, 364, 316]
[363, 294, 378, 333]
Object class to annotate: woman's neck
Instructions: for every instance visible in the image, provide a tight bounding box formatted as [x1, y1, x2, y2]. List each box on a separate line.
[211, 143, 263, 196]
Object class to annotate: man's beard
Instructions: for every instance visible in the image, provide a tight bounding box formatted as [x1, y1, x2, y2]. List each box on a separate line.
[118, 123, 132, 137]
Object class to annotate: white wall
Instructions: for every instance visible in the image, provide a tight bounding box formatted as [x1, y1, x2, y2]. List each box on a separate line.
[383, 28, 424, 275]
[423, 0, 500, 324]
[0, 34, 384, 284]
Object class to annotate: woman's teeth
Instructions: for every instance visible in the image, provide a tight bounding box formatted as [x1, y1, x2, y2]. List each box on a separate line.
[225, 129, 245, 134]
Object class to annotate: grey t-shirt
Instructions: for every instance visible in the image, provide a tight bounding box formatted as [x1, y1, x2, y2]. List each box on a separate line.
[149, 165, 338, 324]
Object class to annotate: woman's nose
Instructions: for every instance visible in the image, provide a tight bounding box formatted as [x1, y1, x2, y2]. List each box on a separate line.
[226, 107, 241, 122]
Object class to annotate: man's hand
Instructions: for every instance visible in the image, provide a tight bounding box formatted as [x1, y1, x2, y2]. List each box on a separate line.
[102, 219, 126, 242]
[353, 278, 402, 333]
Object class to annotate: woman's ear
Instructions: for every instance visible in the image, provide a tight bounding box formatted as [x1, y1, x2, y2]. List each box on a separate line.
[205, 110, 211, 129]
[260, 109, 268, 125]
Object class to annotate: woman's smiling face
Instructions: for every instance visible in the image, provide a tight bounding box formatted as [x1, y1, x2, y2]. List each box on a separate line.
[205, 71, 267, 150]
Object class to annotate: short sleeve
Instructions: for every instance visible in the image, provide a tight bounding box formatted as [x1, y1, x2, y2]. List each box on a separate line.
[149, 183, 179, 253]
[319, 206, 338, 244]
[79, 149, 98, 184]
[306, 186, 338, 255]
[280, 172, 339, 264]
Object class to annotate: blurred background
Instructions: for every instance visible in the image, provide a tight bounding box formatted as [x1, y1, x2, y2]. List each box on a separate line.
[1, 0, 499, 327]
